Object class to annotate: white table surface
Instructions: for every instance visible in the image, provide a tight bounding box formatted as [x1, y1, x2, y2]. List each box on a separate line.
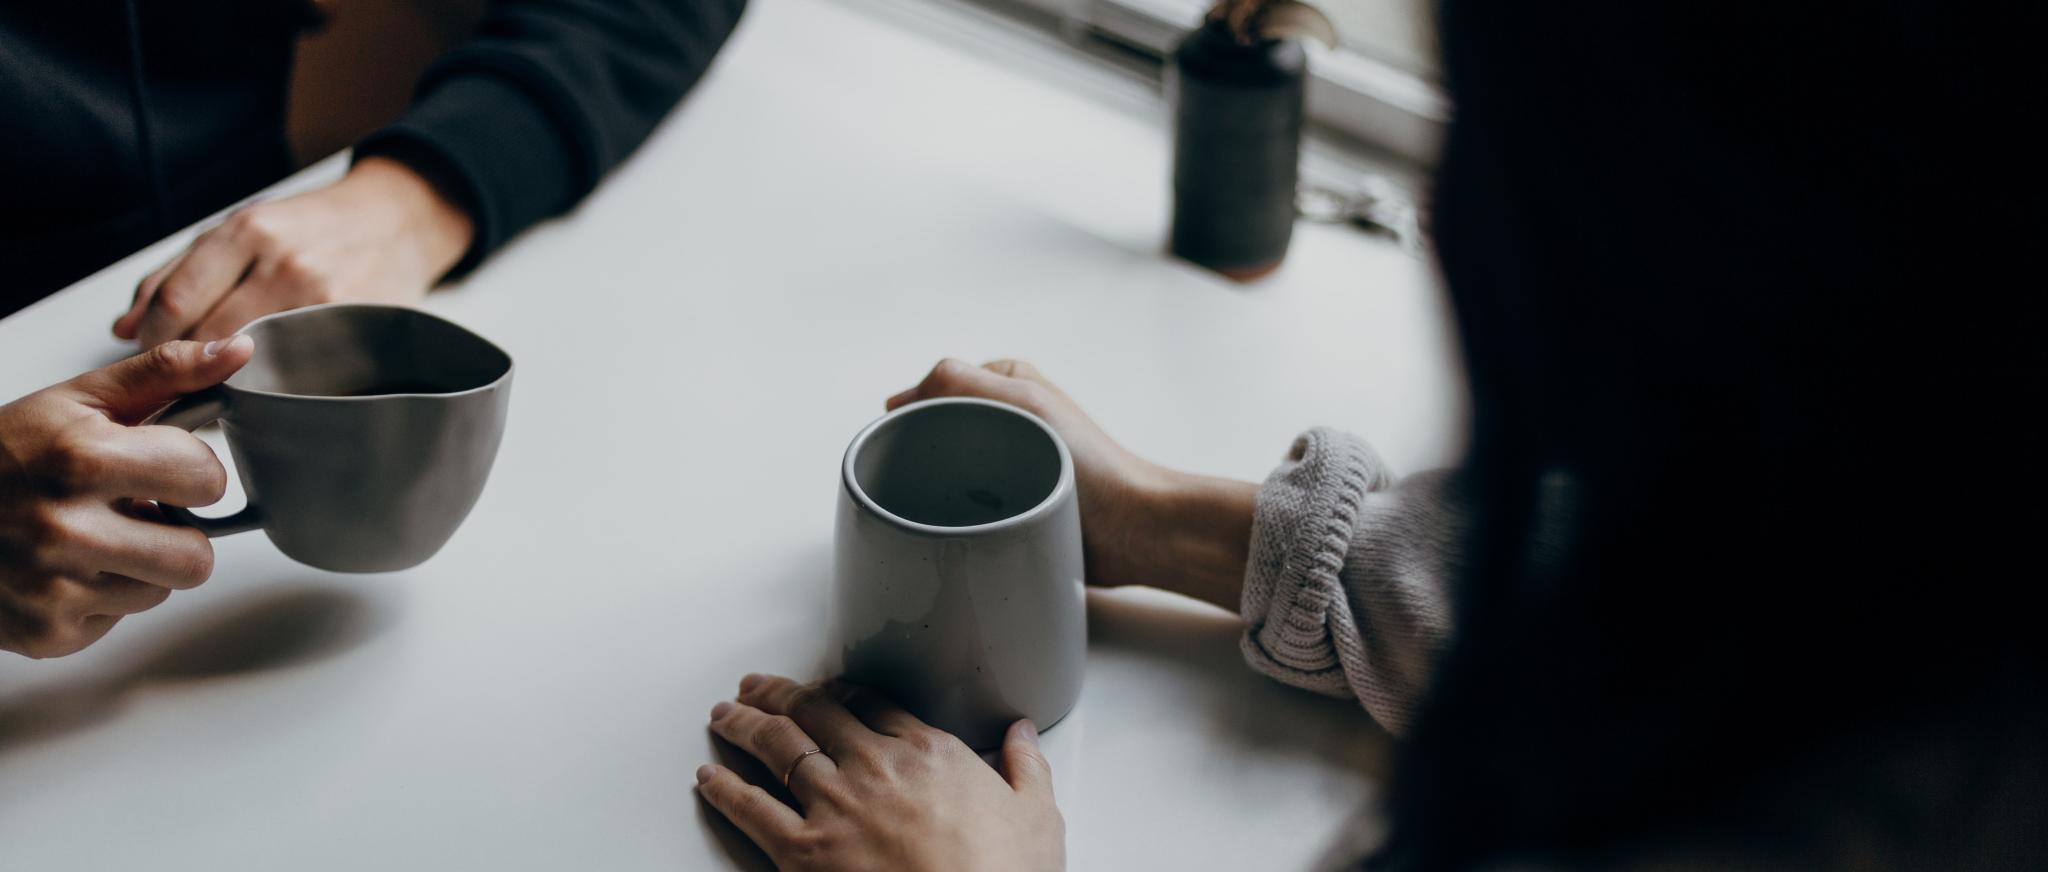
[0, 0, 1466, 868]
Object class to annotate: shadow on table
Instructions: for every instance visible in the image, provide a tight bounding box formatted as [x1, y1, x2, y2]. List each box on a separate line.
[0, 583, 393, 755]
[1085, 588, 1397, 778]
[689, 541, 827, 872]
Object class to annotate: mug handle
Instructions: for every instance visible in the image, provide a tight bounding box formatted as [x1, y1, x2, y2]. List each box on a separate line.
[153, 388, 263, 537]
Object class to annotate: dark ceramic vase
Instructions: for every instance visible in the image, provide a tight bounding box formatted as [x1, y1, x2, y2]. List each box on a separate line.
[1166, 19, 1308, 281]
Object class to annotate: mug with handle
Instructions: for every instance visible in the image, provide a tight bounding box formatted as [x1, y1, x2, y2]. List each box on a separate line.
[153, 303, 513, 573]
[832, 396, 1087, 750]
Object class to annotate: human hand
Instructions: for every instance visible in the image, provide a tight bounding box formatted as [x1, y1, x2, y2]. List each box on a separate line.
[698, 673, 1063, 872]
[114, 156, 474, 347]
[888, 359, 1170, 585]
[0, 337, 253, 658]
[887, 359, 1256, 610]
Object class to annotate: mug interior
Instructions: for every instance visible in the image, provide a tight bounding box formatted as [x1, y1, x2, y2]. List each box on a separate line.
[851, 402, 1063, 527]
[228, 305, 511, 397]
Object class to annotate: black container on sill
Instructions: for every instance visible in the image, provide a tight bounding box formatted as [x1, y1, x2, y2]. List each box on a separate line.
[1167, 20, 1307, 281]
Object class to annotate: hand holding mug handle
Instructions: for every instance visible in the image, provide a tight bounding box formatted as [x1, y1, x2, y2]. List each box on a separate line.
[153, 387, 263, 537]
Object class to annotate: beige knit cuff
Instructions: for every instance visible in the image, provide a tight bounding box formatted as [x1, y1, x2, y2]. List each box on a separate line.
[1239, 427, 1389, 698]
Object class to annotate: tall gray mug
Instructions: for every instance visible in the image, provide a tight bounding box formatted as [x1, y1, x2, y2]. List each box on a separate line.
[833, 397, 1087, 750]
[153, 304, 513, 573]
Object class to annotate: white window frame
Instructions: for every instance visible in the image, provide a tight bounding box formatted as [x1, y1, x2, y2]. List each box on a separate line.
[1008, 0, 1449, 166]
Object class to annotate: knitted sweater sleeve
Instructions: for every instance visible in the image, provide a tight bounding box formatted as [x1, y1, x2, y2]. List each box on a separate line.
[1239, 427, 1468, 735]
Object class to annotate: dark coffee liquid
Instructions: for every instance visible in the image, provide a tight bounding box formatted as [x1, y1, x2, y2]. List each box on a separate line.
[336, 380, 459, 397]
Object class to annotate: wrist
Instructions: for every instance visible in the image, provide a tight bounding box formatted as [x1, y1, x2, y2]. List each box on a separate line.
[344, 155, 476, 280]
[1130, 466, 1258, 612]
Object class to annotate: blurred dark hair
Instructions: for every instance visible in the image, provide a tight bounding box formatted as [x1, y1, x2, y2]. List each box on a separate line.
[1376, 1, 2044, 868]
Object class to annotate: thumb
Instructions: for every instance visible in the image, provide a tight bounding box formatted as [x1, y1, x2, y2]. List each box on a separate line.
[67, 335, 255, 422]
[999, 719, 1054, 799]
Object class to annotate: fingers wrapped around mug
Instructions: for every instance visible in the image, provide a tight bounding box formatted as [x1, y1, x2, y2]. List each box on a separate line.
[886, 358, 1056, 413]
[27, 499, 215, 591]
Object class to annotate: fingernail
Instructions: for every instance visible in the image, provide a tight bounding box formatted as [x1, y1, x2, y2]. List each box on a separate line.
[1019, 720, 1040, 743]
[696, 764, 718, 785]
[886, 388, 917, 409]
[203, 334, 251, 357]
[739, 673, 765, 694]
[710, 701, 733, 720]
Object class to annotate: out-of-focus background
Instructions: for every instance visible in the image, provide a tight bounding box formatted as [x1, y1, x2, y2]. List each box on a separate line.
[286, 0, 484, 165]
[288, 0, 1442, 170]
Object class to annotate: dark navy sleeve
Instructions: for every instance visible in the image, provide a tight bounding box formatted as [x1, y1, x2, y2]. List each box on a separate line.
[356, 0, 747, 277]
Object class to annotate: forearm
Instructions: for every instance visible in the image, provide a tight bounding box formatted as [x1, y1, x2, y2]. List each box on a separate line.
[879, 360, 1462, 732]
[1129, 469, 1259, 612]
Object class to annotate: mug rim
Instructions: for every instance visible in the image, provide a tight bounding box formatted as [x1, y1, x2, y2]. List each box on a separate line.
[840, 396, 1076, 537]
[222, 303, 514, 402]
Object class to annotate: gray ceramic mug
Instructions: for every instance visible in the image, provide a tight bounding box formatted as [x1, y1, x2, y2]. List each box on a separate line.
[832, 397, 1087, 750]
[152, 304, 513, 573]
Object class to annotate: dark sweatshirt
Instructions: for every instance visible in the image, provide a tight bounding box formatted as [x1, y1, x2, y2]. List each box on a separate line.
[0, 0, 745, 319]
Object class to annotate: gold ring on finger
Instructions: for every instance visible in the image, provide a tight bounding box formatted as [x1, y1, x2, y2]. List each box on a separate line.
[782, 747, 825, 789]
